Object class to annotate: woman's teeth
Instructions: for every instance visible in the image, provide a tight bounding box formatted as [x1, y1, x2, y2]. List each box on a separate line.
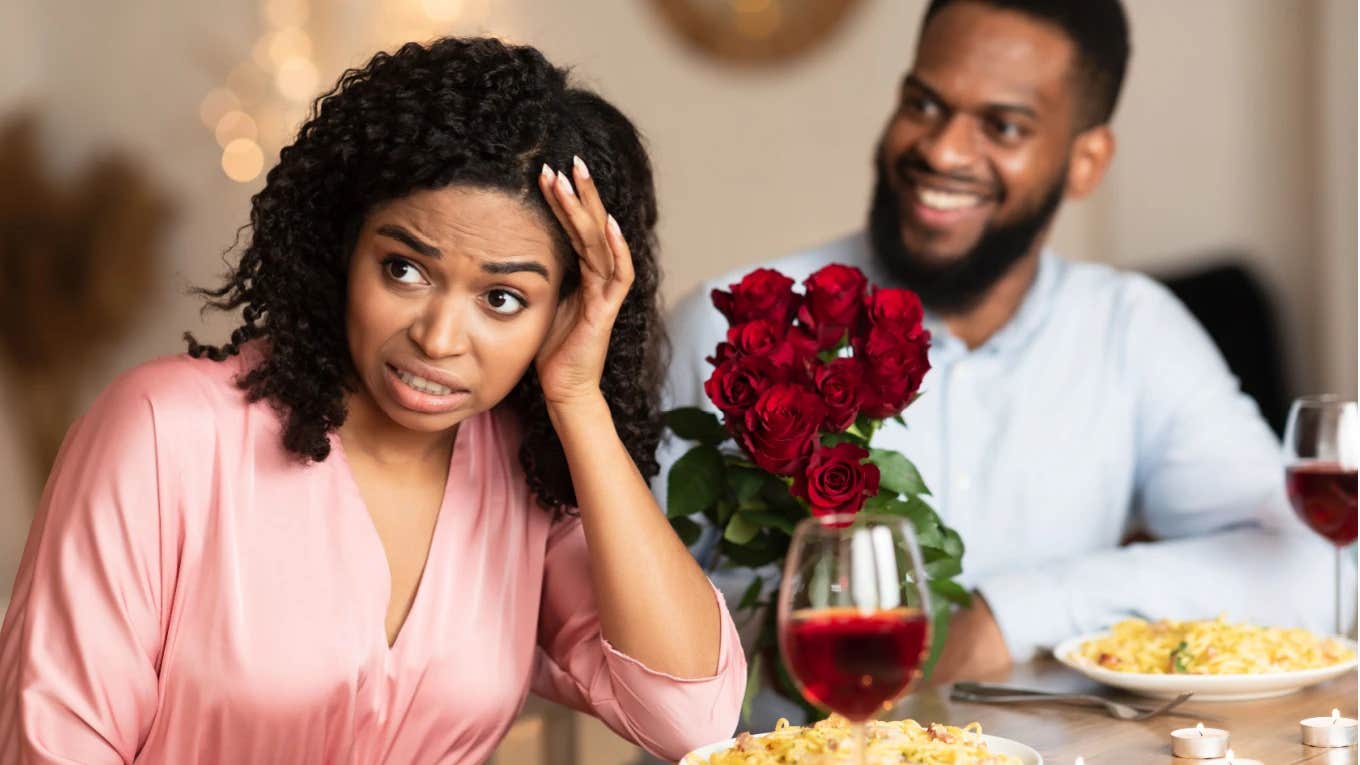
[917, 187, 984, 211]
[396, 369, 455, 396]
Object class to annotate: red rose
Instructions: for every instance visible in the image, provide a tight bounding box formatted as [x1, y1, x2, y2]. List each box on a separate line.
[739, 383, 826, 476]
[866, 287, 925, 334]
[711, 269, 800, 326]
[704, 355, 780, 419]
[799, 264, 868, 349]
[726, 320, 819, 378]
[812, 358, 864, 432]
[858, 326, 931, 419]
[774, 327, 820, 375]
[706, 341, 739, 366]
[727, 319, 785, 357]
[793, 442, 881, 517]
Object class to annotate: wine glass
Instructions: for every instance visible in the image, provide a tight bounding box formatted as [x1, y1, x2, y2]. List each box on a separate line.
[777, 514, 932, 765]
[1283, 395, 1358, 636]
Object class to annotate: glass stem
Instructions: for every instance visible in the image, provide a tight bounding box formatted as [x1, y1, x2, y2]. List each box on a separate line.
[853, 721, 867, 765]
[1337, 545, 1346, 637]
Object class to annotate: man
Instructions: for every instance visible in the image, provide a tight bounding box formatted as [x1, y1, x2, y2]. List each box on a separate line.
[659, 0, 1336, 722]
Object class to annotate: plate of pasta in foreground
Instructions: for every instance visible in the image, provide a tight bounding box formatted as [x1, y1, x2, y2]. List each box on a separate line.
[681, 716, 1042, 765]
[1054, 616, 1358, 701]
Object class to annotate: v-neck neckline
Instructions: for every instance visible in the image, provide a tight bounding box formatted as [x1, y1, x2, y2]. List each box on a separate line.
[330, 415, 473, 654]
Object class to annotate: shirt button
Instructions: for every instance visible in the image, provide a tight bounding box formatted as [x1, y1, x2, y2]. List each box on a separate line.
[956, 474, 972, 492]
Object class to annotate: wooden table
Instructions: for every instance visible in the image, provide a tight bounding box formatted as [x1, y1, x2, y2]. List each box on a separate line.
[892, 659, 1357, 764]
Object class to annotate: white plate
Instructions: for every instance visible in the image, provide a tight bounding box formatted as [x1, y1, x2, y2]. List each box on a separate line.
[1054, 631, 1358, 701]
[681, 730, 1042, 764]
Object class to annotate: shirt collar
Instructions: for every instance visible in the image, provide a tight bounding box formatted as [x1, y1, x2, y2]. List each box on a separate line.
[972, 249, 1062, 355]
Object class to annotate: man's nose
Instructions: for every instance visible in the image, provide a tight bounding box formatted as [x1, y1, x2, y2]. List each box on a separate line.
[915, 113, 981, 176]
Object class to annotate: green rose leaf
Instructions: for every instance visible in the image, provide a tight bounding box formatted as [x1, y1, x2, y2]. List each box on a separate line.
[737, 575, 765, 611]
[862, 492, 894, 513]
[759, 475, 803, 512]
[739, 509, 799, 535]
[821, 432, 861, 448]
[928, 578, 972, 607]
[921, 544, 951, 563]
[941, 527, 965, 558]
[668, 516, 702, 546]
[869, 449, 930, 496]
[741, 650, 763, 725]
[728, 466, 768, 503]
[721, 537, 787, 568]
[667, 444, 724, 519]
[724, 512, 761, 545]
[874, 497, 945, 549]
[715, 498, 736, 526]
[925, 556, 963, 580]
[920, 595, 954, 680]
[664, 407, 731, 446]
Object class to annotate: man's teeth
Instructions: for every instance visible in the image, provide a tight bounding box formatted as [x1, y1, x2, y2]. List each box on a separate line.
[397, 370, 455, 396]
[917, 188, 983, 211]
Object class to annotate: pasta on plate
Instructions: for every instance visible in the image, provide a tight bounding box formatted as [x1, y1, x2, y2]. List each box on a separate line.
[1074, 616, 1354, 675]
[692, 715, 1022, 765]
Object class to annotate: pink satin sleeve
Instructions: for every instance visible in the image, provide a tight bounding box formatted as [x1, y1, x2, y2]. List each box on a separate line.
[529, 517, 745, 762]
[0, 369, 177, 764]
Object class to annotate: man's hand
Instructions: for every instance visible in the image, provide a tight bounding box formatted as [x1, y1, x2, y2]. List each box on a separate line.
[928, 593, 1013, 685]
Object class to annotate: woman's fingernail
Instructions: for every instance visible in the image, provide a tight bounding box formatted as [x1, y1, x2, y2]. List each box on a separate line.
[557, 171, 574, 195]
[607, 214, 622, 237]
[573, 155, 589, 178]
[540, 163, 553, 180]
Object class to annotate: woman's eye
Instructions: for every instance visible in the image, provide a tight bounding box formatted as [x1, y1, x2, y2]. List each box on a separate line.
[383, 257, 426, 285]
[486, 289, 527, 316]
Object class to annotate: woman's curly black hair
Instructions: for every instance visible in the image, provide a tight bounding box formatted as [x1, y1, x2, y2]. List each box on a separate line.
[186, 37, 666, 513]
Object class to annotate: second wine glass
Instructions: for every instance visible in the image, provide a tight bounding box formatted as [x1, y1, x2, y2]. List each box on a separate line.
[1283, 395, 1358, 637]
[777, 514, 933, 765]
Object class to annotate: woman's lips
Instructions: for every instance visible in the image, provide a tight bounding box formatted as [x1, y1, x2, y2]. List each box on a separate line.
[383, 364, 470, 414]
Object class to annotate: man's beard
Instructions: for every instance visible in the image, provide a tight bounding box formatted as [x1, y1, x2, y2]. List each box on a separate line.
[868, 161, 1065, 314]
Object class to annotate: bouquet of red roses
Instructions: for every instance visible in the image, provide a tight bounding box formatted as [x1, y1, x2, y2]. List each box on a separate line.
[664, 264, 971, 720]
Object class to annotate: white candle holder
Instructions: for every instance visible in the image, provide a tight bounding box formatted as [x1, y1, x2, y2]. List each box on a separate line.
[1171, 723, 1229, 758]
[1301, 709, 1359, 748]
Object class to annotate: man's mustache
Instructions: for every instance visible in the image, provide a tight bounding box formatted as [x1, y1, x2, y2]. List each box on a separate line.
[891, 152, 1002, 203]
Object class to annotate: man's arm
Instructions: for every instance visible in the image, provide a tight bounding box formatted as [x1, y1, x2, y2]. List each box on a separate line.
[973, 276, 1337, 666]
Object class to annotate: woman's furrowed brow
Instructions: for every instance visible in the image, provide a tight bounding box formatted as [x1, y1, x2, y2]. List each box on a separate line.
[481, 261, 550, 280]
[376, 224, 441, 258]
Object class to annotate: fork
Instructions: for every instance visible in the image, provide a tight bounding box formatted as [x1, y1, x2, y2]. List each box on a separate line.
[950, 682, 1195, 721]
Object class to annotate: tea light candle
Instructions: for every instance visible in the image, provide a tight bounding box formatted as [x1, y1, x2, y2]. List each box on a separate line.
[1171, 722, 1229, 758]
[1301, 708, 1359, 747]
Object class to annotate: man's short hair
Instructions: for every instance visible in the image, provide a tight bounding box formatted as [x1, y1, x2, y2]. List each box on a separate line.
[923, 0, 1131, 129]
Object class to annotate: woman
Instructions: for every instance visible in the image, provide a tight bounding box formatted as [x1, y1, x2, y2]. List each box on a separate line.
[0, 38, 743, 763]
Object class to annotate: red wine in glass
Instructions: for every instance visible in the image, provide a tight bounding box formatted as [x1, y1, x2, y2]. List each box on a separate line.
[1286, 462, 1359, 546]
[1284, 396, 1358, 636]
[785, 607, 930, 721]
[778, 514, 933, 765]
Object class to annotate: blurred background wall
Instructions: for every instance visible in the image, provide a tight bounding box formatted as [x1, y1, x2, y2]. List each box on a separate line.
[0, 1, 1354, 761]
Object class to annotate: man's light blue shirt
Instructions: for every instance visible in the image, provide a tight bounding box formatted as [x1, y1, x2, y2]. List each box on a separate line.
[658, 231, 1342, 664]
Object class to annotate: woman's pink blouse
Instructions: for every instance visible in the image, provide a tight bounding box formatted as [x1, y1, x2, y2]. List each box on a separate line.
[0, 352, 744, 763]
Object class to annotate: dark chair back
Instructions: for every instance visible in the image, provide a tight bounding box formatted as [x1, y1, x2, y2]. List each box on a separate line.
[1156, 259, 1289, 436]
